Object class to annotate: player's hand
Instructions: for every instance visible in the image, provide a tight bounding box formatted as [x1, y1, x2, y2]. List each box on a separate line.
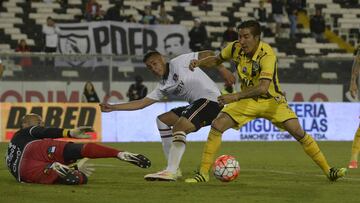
[189, 59, 199, 71]
[99, 103, 114, 112]
[69, 158, 95, 177]
[50, 162, 71, 177]
[217, 93, 239, 106]
[70, 126, 93, 139]
[350, 81, 358, 99]
[218, 66, 236, 86]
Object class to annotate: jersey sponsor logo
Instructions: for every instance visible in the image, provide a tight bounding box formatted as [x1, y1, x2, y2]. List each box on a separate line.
[242, 67, 247, 73]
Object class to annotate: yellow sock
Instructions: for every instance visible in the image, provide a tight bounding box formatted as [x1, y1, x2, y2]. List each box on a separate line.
[351, 126, 360, 161]
[299, 133, 330, 175]
[199, 128, 223, 175]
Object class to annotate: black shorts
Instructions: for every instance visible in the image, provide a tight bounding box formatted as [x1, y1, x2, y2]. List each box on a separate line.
[171, 98, 222, 131]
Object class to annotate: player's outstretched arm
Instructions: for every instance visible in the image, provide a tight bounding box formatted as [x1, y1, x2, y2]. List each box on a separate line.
[217, 79, 271, 106]
[189, 51, 224, 71]
[99, 97, 157, 112]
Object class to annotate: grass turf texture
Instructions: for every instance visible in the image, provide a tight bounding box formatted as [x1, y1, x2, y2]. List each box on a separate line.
[1, 141, 359, 203]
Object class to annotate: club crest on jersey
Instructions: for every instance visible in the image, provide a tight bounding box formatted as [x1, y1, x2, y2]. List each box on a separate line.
[242, 67, 247, 73]
[173, 73, 178, 82]
[47, 146, 56, 159]
[252, 62, 260, 72]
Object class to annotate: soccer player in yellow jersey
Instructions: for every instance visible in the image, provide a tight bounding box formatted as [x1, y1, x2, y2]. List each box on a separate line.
[348, 46, 360, 169]
[185, 20, 347, 182]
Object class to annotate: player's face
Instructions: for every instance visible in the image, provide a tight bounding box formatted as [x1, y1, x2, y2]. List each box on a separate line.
[165, 37, 182, 56]
[238, 28, 259, 56]
[145, 55, 166, 77]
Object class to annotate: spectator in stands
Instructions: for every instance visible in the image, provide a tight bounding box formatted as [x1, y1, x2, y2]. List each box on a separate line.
[158, 4, 171, 24]
[82, 81, 100, 103]
[85, 0, 103, 21]
[286, 0, 299, 39]
[105, 0, 127, 21]
[164, 33, 185, 57]
[271, 0, 284, 37]
[43, 17, 60, 53]
[0, 59, 4, 79]
[16, 39, 32, 68]
[222, 23, 238, 47]
[135, 5, 157, 25]
[127, 75, 148, 101]
[189, 17, 208, 52]
[16, 39, 30, 52]
[310, 8, 326, 42]
[255, 1, 267, 23]
[126, 15, 137, 23]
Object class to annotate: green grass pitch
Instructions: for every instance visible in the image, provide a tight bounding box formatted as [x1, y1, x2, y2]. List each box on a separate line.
[1, 141, 359, 203]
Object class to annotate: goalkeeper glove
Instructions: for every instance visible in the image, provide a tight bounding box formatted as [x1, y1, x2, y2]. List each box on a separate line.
[69, 158, 95, 177]
[69, 126, 93, 139]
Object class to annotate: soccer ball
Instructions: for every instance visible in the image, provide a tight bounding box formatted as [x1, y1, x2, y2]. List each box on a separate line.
[213, 155, 240, 182]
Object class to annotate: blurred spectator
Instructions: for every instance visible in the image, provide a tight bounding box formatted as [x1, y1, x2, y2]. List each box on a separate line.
[158, 5, 171, 24]
[286, 0, 299, 39]
[135, 5, 157, 24]
[0, 59, 3, 79]
[191, 0, 206, 6]
[127, 75, 148, 101]
[82, 81, 100, 103]
[126, 14, 137, 23]
[85, 0, 103, 21]
[271, 0, 284, 37]
[164, 33, 185, 57]
[105, 0, 127, 21]
[42, 17, 59, 53]
[16, 39, 32, 68]
[255, 1, 267, 23]
[310, 8, 326, 42]
[222, 23, 238, 46]
[189, 18, 208, 52]
[16, 39, 31, 52]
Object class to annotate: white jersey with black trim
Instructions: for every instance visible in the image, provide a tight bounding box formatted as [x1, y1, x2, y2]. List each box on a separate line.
[146, 52, 220, 103]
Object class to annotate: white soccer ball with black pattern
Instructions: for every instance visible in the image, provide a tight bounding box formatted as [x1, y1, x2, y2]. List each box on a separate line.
[213, 155, 240, 182]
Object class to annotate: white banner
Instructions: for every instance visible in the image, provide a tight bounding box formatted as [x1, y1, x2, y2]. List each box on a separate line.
[101, 102, 360, 142]
[57, 21, 190, 57]
[0, 82, 344, 103]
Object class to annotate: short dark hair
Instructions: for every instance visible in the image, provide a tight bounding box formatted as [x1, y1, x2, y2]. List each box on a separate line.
[143, 50, 161, 62]
[238, 20, 261, 37]
[164, 33, 184, 45]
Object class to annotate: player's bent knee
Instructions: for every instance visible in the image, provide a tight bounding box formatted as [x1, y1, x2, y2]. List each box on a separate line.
[57, 170, 88, 185]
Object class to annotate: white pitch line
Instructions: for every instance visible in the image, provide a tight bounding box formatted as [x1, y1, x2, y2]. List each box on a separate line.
[92, 164, 360, 182]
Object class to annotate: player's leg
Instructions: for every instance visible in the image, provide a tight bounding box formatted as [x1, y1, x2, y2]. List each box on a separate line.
[145, 99, 221, 181]
[349, 125, 360, 168]
[283, 119, 346, 181]
[156, 111, 180, 160]
[185, 112, 236, 183]
[63, 142, 151, 168]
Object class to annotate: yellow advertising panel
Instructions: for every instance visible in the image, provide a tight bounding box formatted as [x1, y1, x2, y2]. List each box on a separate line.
[0, 103, 101, 142]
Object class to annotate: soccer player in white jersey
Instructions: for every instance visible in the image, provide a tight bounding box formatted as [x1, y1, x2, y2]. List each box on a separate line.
[348, 46, 360, 169]
[100, 50, 235, 181]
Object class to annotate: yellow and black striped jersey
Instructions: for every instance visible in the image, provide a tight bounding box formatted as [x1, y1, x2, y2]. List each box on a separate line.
[219, 40, 283, 99]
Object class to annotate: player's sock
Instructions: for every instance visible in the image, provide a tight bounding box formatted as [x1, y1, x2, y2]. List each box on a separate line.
[166, 131, 186, 174]
[157, 117, 172, 160]
[299, 133, 331, 174]
[199, 128, 222, 175]
[81, 143, 120, 158]
[350, 127, 360, 162]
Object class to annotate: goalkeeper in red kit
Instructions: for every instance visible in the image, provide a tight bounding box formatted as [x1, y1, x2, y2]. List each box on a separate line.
[5, 113, 151, 185]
